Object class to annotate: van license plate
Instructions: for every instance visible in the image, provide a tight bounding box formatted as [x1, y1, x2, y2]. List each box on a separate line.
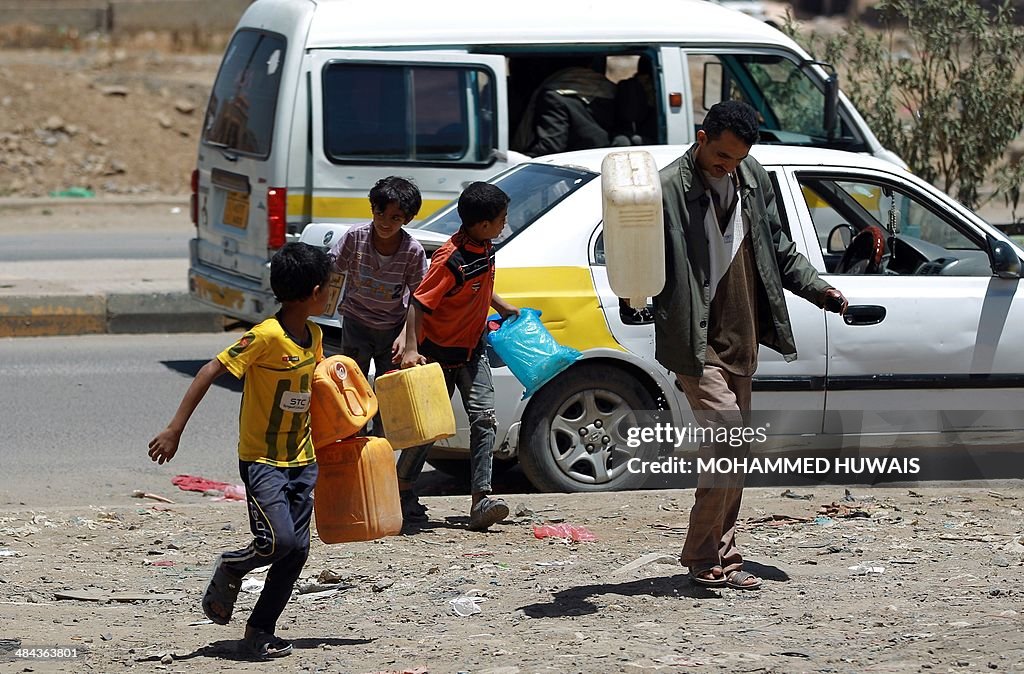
[223, 191, 249, 229]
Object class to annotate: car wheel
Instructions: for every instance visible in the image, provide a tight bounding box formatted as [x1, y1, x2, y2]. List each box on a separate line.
[518, 364, 660, 492]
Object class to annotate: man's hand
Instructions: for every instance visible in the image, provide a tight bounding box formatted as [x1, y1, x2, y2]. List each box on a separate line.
[823, 288, 848, 315]
[148, 428, 181, 465]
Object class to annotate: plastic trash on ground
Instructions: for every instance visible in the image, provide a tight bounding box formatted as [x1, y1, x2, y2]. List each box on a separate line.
[449, 588, 486, 616]
[49, 187, 95, 198]
[848, 563, 885, 575]
[532, 524, 597, 542]
[240, 578, 265, 593]
[171, 474, 245, 501]
[486, 308, 582, 399]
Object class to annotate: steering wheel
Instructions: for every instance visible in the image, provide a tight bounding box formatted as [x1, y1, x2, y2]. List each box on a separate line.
[836, 225, 886, 274]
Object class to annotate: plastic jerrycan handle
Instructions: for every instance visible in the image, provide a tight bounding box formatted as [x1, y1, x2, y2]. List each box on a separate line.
[331, 360, 366, 417]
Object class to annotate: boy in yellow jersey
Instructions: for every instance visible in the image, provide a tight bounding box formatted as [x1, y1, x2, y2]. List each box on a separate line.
[148, 242, 332, 660]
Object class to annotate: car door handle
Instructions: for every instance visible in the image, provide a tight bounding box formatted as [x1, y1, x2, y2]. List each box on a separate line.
[843, 304, 886, 326]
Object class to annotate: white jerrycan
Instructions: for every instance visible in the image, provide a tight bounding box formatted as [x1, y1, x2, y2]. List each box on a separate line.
[601, 150, 664, 308]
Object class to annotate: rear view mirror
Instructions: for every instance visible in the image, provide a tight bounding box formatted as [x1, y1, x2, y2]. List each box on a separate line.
[827, 224, 854, 254]
[987, 234, 1022, 279]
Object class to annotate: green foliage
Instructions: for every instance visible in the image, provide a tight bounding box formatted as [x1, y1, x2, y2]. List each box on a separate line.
[786, 0, 1024, 211]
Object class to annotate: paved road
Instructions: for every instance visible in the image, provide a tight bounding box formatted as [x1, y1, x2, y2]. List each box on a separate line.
[0, 228, 190, 262]
[0, 333, 240, 508]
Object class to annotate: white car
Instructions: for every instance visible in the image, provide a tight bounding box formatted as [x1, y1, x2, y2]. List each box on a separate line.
[302, 145, 1024, 492]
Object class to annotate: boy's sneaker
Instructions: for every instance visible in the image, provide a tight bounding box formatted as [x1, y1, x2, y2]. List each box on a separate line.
[467, 496, 509, 531]
[400, 490, 429, 524]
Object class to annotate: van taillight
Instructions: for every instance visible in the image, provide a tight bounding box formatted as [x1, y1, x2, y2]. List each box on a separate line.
[267, 187, 287, 250]
[189, 169, 199, 226]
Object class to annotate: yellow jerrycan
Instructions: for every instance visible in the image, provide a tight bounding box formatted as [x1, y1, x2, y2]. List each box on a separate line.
[313, 436, 402, 543]
[310, 355, 377, 448]
[374, 363, 456, 450]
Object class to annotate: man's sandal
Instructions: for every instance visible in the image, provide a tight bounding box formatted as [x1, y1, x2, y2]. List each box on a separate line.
[201, 558, 242, 625]
[688, 565, 727, 587]
[725, 570, 762, 590]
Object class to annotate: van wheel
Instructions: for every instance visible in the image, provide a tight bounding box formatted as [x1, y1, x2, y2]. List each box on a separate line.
[518, 364, 660, 493]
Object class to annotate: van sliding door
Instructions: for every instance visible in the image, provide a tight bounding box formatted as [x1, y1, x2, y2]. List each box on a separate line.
[309, 51, 508, 223]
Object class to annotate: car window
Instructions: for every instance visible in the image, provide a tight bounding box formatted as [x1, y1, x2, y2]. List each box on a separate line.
[416, 163, 597, 246]
[796, 173, 987, 275]
[322, 63, 495, 164]
[203, 30, 286, 158]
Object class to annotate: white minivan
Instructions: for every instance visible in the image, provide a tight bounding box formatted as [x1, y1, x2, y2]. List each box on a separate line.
[187, 0, 901, 324]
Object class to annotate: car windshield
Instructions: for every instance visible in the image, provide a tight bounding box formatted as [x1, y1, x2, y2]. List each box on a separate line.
[414, 163, 598, 246]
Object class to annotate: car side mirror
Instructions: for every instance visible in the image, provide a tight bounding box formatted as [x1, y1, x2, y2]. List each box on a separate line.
[987, 234, 1022, 279]
[827, 224, 854, 254]
[823, 71, 839, 141]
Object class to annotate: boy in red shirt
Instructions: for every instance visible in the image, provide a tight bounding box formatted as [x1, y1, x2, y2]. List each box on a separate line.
[398, 182, 519, 531]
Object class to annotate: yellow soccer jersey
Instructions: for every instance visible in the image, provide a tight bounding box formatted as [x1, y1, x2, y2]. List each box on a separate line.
[217, 317, 324, 467]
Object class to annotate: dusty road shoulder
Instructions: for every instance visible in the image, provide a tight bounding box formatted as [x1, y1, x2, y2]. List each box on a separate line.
[0, 486, 1022, 673]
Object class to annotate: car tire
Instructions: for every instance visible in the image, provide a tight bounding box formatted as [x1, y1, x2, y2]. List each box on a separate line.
[518, 363, 661, 492]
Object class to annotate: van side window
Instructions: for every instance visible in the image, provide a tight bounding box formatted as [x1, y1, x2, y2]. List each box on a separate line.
[322, 63, 495, 164]
[203, 29, 285, 159]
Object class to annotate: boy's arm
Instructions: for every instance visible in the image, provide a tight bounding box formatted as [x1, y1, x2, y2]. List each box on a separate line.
[148, 358, 227, 465]
[391, 322, 409, 363]
[491, 292, 520, 320]
[399, 302, 427, 368]
[393, 245, 428, 363]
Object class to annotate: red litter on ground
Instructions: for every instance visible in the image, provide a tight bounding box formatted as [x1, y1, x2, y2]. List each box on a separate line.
[171, 475, 246, 501]
[533, 524, 597, 542]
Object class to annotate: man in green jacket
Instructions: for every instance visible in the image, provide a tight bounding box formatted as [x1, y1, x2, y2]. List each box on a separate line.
[654, 100, 847, 590]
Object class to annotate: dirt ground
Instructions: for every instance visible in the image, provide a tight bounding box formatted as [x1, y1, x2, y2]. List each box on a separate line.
[0, 38, 220, 198]
[1, 482, 1022, 673]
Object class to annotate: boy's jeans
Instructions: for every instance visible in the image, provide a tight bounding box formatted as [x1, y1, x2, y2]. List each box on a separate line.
[341, 317, 403, 435]
[395, 347, 496, 494]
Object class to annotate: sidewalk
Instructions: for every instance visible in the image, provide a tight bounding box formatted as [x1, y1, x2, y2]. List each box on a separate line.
[0, 197, 226, 338]
[0, 258, 226, 337]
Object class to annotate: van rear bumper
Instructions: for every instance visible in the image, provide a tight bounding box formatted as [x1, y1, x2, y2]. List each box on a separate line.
[188, 240, 275, 324]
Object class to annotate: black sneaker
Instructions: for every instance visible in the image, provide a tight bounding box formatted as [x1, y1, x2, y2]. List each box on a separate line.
[467, 496, 509, 531]
[400, 490, 428, 523]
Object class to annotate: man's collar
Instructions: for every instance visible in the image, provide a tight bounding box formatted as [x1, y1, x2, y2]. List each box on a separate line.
[680, 143, 759, 202]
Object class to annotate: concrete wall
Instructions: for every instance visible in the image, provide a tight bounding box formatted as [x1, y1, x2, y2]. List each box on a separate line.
[0, 0, 251, 33]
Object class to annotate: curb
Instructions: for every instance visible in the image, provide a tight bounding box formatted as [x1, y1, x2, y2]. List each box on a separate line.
[0, 292, 226, 338]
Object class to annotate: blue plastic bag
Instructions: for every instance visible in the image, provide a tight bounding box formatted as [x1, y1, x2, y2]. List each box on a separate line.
[487, 308, 582, 399]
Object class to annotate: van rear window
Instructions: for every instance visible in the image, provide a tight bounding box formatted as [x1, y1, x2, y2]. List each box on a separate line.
[202, 30, 285, 159]
[322, 63, 496, 164]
